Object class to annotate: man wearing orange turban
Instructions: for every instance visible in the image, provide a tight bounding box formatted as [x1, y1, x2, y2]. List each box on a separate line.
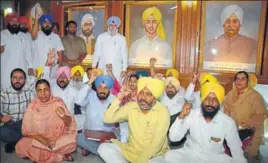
[19, 16, 31, 33]
[1, 12, 32, 89]
[165, 82, 247, 163]
[98, 77, 170, 163]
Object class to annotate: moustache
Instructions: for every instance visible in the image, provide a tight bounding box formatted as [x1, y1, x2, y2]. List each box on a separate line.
[204, 105, 217, 110]
[138, 99, 149, 105]
[14, 82, 21, 85]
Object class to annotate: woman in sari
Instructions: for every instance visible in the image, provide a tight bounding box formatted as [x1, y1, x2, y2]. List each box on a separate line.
[224, 71, 266, 159]
[16, 79, 77, 163]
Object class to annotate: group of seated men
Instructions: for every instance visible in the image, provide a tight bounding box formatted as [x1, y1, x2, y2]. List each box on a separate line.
[0, 56, 267, 163]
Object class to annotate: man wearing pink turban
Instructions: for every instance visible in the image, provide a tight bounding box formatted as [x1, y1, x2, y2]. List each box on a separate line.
[1, 12, 32, 89]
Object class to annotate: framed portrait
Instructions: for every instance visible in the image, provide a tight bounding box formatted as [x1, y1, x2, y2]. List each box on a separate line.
[199, 1, 267, 73]
[124, 1, 178, 68]
[63, 1, 108, 65]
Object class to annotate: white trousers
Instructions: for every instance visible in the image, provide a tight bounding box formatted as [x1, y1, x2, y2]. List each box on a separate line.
[98, 143, 165, 163]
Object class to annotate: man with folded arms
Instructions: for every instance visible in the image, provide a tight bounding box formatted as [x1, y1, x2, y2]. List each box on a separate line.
[75, 73, 128, 156]
[164, 82, 247, 163]
[98, 77, 170, 163]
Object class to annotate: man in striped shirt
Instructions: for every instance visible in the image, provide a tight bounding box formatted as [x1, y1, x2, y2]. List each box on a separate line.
[0, 68, 34, 153]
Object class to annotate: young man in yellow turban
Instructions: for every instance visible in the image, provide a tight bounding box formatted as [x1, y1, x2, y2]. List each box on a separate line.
[98, 77, 170, 163]
[184, 70, 219, 108]
[129, 7, 172, 67]
[165, 82, 247, 163]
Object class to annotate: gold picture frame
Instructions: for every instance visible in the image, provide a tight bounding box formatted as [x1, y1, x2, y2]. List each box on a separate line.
[63, 1, 108, 66]
[199, 1, 267, 74]
[124, 1, 178, 69]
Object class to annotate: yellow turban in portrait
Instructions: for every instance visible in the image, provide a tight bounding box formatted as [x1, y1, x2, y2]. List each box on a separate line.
[137, 77, 165, 99]
[71, 65, 85, 77]
[142, 7, 166, 40]
[249, 73, 258, 87]
[165, 77, 180, 90]
[92, 68, 104, 76]
[201, 82, 225, 105]
[36, 66, 44, 79]
[165, 68, 179, 79]
[200, 73, 218, 86]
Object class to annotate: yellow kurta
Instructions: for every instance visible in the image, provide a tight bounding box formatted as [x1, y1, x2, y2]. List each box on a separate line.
[104, 99, 170, 163]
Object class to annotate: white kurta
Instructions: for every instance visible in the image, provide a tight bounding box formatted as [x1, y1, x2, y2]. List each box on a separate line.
[92, 32, 128, 81]
[1, 30, 32, 89]
[52, 83, 86, 131]
[166, 109, 247, 163]
[32, 31, 64, 78]
[129, 35, 172, 65]
[160, 91, 185, 116]
[184, 83, 201, 109]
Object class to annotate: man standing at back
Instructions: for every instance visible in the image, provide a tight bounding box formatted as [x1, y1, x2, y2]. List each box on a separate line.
[92, 16, 128, 81]
[62, 20, 87, 67]
[1, 12, 32, 89]
[31, 11, 64, 78]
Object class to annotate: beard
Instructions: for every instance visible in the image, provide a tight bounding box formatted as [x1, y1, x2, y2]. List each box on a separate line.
[166, 91, 176, 99]
[201, 103, 220, 119]
[41, 26, 52, 36]
[97, 92, 109, 100]
[11, 82, 25, 91]
[71, 80, 83, 90]
[7, 24, 19, 34]
[138, 99, 155, 110]
[57, 80, 69, 89]
[82, 29, 92, 37]
[19, 27, 28, 33]
[108, 28, 118, 35]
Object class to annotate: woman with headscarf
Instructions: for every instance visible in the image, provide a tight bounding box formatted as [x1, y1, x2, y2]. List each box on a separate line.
[224, 71, 266, 159]
[129, 7, 172, 67]
[15, 79, 77, 162]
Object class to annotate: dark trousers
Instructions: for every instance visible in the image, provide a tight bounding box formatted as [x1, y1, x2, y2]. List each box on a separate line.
[0, 120, 22, 144]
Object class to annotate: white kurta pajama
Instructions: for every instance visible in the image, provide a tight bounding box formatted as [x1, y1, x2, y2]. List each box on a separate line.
[32, 31, 64, 78]
[165, 109, 247, 163]
[1, 30, 32, 89]
[92, 32, 128, 81]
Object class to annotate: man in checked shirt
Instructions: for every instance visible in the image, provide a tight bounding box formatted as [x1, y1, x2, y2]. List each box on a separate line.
[0, 68, 34, 153]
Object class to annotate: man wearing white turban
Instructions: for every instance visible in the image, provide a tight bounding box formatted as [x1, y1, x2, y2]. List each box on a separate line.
[129, 7, 172, 67]
[80, 14, 96, 62]
[92, 16, 128, 81]
[204, 4, 257, 64]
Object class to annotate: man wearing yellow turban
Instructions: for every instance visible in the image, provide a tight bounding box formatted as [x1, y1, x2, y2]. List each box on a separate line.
[70, 65, 85, 91]
[224, 71, 265, 158]
[129, 7, 172, 67]
[185, 71, 219, 109]
[165, 82, 247, 163]
[160, 77, 185, 116]
[98, 77, 170, 163]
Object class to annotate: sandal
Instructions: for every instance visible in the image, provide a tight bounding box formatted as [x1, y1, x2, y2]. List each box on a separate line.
[63, 154, 74, 162]
[82, 148, 89, 156]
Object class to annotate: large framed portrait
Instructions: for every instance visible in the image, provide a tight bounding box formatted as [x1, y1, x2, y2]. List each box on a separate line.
[124, 1, 178, 68]
[199, 1, 267, 73]
[63, 1, 108, 65]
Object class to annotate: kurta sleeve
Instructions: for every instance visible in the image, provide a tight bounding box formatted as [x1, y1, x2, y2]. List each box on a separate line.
[225, 120, 247, 163]
[92, 35, 101, 68]
[184, 83, 196, 102]
[55, 35, 64, 52]
[121, 37, 128, 71]
[134, 109, 170, 163]
[74, 84, 92, 107]
[169, 112, 192, 142]
[103, 98, 130, 123]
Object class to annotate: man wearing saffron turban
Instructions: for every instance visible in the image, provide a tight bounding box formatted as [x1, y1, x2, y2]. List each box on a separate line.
[129, 7, 172, 67]
[165, 82, 247, 163]
[98, 77, 170, 163]
[204, 5, 257, 64]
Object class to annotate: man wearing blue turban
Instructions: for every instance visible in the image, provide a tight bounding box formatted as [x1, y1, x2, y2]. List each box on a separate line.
[75, 73, 129, 156]
[92, 16, 128, 82]
[31, 12, 64, 79]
